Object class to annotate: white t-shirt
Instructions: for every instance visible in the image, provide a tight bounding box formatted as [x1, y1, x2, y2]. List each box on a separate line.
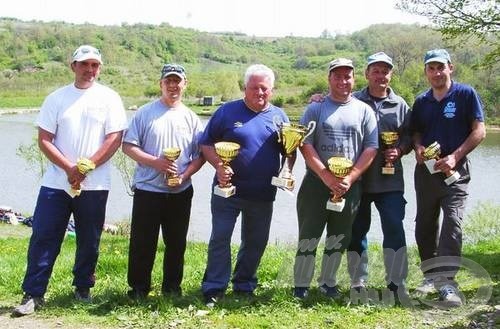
[37, 82, 127, 193]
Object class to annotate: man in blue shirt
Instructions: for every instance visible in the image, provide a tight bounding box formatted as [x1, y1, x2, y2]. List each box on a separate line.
[410, 49, 486, 307]
[200, 64, 292, 306]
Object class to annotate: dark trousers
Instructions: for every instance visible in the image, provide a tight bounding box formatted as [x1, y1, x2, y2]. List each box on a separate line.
[22, 186, 108, 297]
[294, 172, 361, 288]
[127, 187, 193, 293]
[414, 159, 470, 284]
[201, 195, 273, 294]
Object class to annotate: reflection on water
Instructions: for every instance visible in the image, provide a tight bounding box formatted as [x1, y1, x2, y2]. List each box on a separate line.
[1, 112, 499, 245]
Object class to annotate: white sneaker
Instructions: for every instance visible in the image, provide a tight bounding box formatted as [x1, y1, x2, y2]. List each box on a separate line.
[439, 284, 463, 307]
[350, 280, 367, 292]
[414, 278, 435, 295]
[12, 294, 44, 317]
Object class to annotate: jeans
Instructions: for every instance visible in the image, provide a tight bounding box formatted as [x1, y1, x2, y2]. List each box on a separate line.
[347, 191, 408, 287]
[127, 187, 193, 293]
[22, 186, 108, 297]
[201, 194, 273, 294]
[294, 172, 361, 288]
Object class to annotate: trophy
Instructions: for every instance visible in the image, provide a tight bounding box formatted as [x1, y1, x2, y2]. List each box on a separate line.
[272, 118, 316, 189]
[163, 147, 181, 187]
[214, 141, 240, 198]
[326, 156, 353, 212]
[423, 141, 460, 185]
[380, 132, 399, 175]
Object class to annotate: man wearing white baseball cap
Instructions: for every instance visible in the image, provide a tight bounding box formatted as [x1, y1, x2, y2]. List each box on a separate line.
[13, 45, 127, 316]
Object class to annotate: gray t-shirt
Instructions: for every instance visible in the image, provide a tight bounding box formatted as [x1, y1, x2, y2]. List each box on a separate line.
[123, 99, 204, 193]
[300, 96, 378, 171]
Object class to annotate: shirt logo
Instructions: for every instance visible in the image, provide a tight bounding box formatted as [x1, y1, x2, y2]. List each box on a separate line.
[443, 102, 456, 119]
[234, 121, 243, 128]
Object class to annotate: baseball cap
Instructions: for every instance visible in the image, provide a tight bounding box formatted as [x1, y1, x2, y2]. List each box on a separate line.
[160, 64, 187, 80]
[367, 52, 393, 68]
[328, 58, 354, 72]
[72, 45, 102, 64]
[424, 49, 451, 65]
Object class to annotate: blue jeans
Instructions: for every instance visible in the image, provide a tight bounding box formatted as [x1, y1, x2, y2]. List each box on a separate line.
[201, 194, 273, 294]
[347, 191, 408, 287]
[22, 186, 108, 297]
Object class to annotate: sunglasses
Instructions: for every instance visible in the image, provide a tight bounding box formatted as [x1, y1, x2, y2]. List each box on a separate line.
[162, 64, 186, 75]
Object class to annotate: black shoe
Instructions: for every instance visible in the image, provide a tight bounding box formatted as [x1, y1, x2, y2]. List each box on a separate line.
[162, 286, 182, 297]
[292, 287, 309, 299]
[12, 294, 44, 317]
[387, 283, 410, 305]
[233, 290, 255, 299]
[203, 290, 224, 307]
[319, 284, 340, 299]
[127, 289, 148, 300]
[74, 287, 92, 303]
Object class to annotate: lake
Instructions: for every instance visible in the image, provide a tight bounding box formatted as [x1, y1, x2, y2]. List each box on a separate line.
[1, 111, 499, 245]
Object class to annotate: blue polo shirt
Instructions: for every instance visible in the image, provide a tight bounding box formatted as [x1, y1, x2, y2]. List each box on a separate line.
[410, 81, 484, 156]
[200, 99, 289, 201]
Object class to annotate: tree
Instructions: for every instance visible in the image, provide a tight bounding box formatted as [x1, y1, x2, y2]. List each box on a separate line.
[397, 0, 500, 67]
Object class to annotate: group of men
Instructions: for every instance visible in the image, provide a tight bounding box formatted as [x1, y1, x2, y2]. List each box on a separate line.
[12, 44, 485, 316]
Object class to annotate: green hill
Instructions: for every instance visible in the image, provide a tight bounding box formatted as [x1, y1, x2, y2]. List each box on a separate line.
[0, 18, 498, 122]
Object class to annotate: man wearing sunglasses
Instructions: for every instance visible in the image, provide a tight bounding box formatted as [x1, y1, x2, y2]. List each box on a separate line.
[123, 64, 205, 299]
[13, 45, 127, 316]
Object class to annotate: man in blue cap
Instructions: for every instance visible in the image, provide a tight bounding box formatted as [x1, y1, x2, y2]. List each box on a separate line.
[346, 52, 412, 301]
[410, 48, 486, 307]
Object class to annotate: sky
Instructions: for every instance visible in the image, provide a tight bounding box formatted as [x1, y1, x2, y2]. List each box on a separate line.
[2, 0, 428, 37]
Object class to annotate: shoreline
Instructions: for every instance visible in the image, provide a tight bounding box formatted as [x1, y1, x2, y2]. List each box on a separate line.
[2, 108, 499, 130]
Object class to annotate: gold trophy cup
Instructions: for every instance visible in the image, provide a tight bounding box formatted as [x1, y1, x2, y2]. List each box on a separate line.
[271, 119, 316, 189]
[326, 156, 353, 212]
[163, 147, 181, 187]
[380, 132, 399, 175]
[423, 141, 460, 185]
[214, 142, 241, 198]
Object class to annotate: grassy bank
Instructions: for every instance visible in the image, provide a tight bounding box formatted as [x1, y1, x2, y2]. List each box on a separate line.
[0, 214, 498, 329]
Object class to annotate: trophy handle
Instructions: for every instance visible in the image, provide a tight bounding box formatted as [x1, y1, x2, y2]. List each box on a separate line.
[272, 115, 284, 143]
[301, 121, 316, 146]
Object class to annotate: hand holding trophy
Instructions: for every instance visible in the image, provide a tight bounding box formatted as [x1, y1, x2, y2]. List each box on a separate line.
[163, 147, 181, 187]
[214, 142, 240, 198]
[326, 156, 353, 212]
[272, 117, 316, 190]
[380, 132, 399, 175]
[423, 141, 460, 185]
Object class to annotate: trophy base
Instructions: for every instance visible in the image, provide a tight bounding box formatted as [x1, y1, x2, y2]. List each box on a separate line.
[424, 159, 440, 174]
[167, 177, 181, 187]
[271, 176, 294, 189]
[381, 167, 395, 175]
[214, 185, 236, 198]
[326, 199, 345, 212]
[444, 171, 460, 185]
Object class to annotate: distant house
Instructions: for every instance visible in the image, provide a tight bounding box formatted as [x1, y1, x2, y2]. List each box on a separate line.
[202, 96, 215, 106]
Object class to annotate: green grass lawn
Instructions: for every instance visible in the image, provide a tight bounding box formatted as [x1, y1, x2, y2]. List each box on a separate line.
[0, 222, 498, 329]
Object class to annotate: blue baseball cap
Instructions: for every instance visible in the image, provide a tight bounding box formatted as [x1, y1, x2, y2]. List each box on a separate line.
[424, 49, 451, 65]
[367, 52, 393, 69]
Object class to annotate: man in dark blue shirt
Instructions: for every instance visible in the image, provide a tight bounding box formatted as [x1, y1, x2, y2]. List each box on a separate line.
[410, 49, 486, 307]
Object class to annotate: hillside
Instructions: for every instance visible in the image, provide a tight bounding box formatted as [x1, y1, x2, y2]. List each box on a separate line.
[0, 18, 498, 121]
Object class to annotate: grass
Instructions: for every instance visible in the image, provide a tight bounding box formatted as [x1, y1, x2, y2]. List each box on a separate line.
[0, 208, 499, 328]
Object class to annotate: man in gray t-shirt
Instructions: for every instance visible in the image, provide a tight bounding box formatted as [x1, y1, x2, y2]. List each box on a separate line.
[293, 58, 378, 299]
[122, 64, 205, 299]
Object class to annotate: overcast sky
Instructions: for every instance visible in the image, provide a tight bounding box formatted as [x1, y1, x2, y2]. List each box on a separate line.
[2, 0, 429, 37]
